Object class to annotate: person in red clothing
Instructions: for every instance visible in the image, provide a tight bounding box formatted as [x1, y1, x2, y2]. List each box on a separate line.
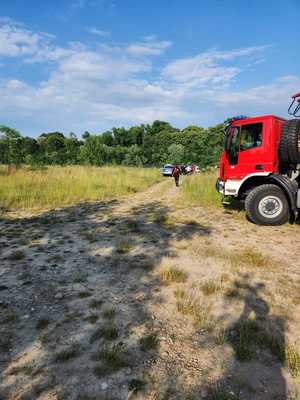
[172, 165, 181, 187]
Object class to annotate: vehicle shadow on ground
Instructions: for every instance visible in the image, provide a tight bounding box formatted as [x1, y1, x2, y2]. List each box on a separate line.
[154, 274, 289, 400]
[0, 198, 211, 399]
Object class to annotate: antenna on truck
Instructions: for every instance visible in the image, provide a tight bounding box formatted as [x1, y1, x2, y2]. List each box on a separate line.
[288, 92, 300, 117]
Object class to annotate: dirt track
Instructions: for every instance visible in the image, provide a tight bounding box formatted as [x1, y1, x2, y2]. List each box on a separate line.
[1, 178, 300, 400]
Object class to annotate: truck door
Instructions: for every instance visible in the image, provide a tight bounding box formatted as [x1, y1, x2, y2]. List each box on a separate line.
[229, 122, 264, 179]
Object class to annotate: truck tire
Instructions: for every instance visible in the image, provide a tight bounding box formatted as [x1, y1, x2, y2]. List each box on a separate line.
[278, 123, 290, 163]
[245, 184, 289, 225]
[279, 119, 300, 164]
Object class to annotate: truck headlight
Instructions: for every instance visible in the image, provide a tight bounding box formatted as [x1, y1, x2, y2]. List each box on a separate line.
[216, 178, 224, 192]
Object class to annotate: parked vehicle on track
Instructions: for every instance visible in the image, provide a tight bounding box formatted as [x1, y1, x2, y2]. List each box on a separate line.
[161, 164, 174, 176]
[216, 91, 300, 225]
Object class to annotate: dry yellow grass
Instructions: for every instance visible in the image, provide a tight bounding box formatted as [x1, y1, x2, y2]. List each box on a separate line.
[0, 165, 162, 211]
[159, 259, 188, 285]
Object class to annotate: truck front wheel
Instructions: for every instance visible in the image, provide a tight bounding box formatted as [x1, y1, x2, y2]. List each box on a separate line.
[245, 184, 289, 225]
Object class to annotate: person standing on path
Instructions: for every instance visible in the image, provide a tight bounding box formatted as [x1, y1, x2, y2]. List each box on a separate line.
[172, 165, 181, 187]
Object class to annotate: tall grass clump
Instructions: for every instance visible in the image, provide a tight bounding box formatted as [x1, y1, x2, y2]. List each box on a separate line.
[181, 172, 221, 207]
[0, 165, 162, 211]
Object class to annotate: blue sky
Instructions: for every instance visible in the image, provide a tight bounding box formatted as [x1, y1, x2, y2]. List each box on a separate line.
[0, 0, 299, 137]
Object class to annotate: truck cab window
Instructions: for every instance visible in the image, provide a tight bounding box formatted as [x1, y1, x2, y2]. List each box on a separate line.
[240, 123, 263, 151]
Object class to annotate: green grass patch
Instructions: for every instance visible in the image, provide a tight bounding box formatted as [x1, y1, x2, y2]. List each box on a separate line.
[181, 172, 221, 208]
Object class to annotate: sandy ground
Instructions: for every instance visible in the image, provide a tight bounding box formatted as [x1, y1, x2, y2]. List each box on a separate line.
[1, 178, 300, 400]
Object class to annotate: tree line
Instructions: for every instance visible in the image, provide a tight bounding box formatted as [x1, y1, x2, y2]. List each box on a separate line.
[0, 120, 224, 169]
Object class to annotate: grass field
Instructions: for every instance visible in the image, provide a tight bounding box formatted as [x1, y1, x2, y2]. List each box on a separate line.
[181, 171, 221, 207]
[0, 165, 162, 211]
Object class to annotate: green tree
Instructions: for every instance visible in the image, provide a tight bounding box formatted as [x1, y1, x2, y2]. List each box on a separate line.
[167, 143, 185, 165]
[0, 125, 23, 171]
[123, 145, 145, 166]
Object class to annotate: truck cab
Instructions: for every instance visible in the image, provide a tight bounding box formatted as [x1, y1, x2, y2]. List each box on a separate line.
[219, 115, 286, 195]
[217, 114, 300, 225]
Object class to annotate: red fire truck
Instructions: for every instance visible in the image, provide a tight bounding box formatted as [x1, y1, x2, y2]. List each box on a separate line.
[216, 92, 300, 225]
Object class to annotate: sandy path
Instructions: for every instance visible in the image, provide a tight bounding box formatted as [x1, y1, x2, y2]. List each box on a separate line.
[0, 178, 300, 400]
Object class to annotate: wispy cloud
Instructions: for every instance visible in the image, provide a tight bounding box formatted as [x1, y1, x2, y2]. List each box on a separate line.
[127, 39, 172, 56]
[162, 46, 270, 85]
[0, 22, 46, 57]
[71, 0, 102, 9]
[0, 19, 297, 135]
[87, 27, 110, 37]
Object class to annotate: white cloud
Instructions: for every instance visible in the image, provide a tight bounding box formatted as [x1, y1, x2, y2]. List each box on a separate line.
[162, 46, 269, 85]
[0, 23, 44, 57]
[71, 0, 104, 9]
[127, 40, 172, 56]
[87, 27, 110, 37]
[143, 34, 157, 42]
[0, 20, 298, 135]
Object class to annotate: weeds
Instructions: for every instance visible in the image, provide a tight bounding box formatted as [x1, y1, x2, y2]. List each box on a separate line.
[54, 343, 81, 362]
[200, 279, 221, 296]
[176, 288, 213, 331]
[79, 291, 93, 299]
[36, 318, 50, 330]
[103, 307, 116, 319]
[90, 325, 119, 343]
[116, 236, 133, 254]
[215, 327, 228, 345]
[8, 250, 25, 261]
[38, 333, 51, 345]
[160, 266, 187, 285]
[92, 344, 128, 377]
[85, 314, 99, 324]
[154, 213, 173, 227]
[2, 313, 18, 324]
[8, 362, 41, 377]
[73, 271, 88, 283]
[285, 345, 300, 377]
[89, 299, 103, 309]
[128, 379, 146, 393]
[230, 248, 271, 269]
[174, 288, 186, 300]
[140, 332, 159, 351]
[120, 220, 141, 233]
[230, 318, 293, 365]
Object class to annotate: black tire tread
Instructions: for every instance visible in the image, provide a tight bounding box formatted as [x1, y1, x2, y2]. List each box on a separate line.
[279, 119, 300, 164]
[287, 120, 300, 163]
[245, 184, 289, 226]
[278, 124, 290, 163]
